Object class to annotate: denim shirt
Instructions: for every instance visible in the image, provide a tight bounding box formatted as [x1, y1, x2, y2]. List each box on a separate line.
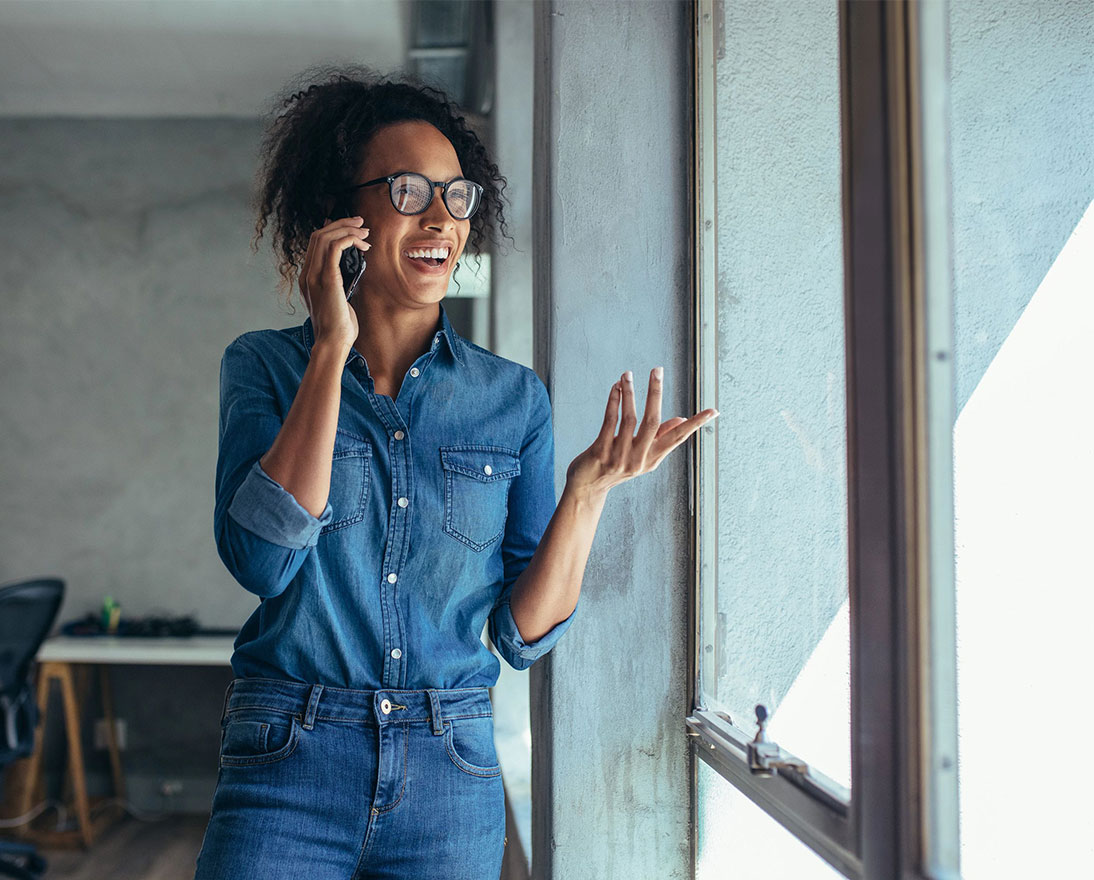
[213, 302, 578, 689]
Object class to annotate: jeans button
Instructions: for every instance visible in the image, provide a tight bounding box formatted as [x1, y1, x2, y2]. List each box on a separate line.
[394, 430, 405, 440]
[380, 699, 392, 715]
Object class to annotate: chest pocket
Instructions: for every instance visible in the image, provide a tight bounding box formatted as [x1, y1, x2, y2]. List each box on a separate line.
[440, 445, 521, 552]
[321, 432, 372, 535]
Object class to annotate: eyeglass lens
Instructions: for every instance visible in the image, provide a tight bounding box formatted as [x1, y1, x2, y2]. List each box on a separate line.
[391, 173, 480, 219]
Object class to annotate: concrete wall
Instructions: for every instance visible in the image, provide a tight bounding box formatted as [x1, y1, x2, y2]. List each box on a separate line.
[950, 0, 1094, 410]
[530, 2, 693, 878]
[0, 119, 276, 626]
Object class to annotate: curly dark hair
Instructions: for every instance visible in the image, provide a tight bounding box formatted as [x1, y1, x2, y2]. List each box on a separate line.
[249, 63, 514, 312]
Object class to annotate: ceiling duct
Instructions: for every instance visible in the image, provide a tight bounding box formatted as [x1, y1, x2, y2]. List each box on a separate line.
[407, 0, 494, 115]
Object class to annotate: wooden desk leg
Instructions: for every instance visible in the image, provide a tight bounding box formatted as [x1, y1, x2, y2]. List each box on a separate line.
[98, 665, 127, 803]
[55, 662, 94, 848]
[15, 662, 53, 837]
[60, 666, 87, 807]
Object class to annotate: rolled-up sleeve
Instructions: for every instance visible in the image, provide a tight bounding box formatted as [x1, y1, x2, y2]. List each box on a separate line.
[214, 336, 332, 599]
[489, 371, 578, 670]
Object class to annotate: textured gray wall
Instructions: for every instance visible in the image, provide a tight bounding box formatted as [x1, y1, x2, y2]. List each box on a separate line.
[950, 0, 1094, 410]
[531, 2, 692, 878]
[0, 118, 278, 628]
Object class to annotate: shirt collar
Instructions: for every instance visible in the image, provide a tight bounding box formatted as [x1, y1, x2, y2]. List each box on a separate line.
[434, 301, 465, 364]
[301, 301, 464, 367]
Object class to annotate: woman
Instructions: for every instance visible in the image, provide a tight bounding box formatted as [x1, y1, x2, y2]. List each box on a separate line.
[194, 66, 718, 880]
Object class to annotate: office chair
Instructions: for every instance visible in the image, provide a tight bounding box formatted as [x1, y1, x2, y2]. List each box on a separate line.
[0, 577, 64, 880]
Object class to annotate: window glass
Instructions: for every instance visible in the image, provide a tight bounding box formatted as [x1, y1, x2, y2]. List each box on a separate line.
[948, 0, 1094, 875]
[696, 759, 844, 879]
[702, 0, 849, 790]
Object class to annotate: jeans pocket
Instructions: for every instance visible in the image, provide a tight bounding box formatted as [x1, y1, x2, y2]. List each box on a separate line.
[321, 432, 372, 535]
[219, 707, 301, 767]
[443, 716, 502, 777]
[440, 445, 520, 551]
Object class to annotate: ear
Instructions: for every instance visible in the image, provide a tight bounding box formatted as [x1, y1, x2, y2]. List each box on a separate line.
[334, 194, 361, 221]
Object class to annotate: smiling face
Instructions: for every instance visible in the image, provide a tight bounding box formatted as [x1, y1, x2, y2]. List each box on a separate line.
[345, 120, 471, 308]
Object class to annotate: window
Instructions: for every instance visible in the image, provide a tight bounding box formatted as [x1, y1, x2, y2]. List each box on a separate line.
[689, 2, 960, 876]
[695, 0, 851, 797]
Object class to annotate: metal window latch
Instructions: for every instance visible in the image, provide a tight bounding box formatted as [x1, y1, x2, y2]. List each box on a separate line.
[747, 704, 810, 778]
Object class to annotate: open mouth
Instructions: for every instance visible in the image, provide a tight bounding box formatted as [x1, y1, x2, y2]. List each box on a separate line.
[402, 247, 452, 276]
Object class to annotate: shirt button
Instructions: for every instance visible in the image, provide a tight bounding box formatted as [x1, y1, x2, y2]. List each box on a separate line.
[409, 367, 420, 377]
[387, 572, 397, 583]
[484, 464, 493, 475]
[394, 430, 405, 440]
[380, 699, 392, 715]
[391, 648, 402, 659]
[398, 496, 409, 508]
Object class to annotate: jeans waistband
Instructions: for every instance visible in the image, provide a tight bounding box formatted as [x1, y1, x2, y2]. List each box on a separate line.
[221, 677, 493, 734]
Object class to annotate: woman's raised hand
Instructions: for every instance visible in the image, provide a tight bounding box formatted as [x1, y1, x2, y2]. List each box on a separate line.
[564, 368, 719, 502]
[299, 216, 371, 351]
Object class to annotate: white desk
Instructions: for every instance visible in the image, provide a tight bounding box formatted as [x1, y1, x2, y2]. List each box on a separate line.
[36, 634, 236, 666]
[16, 635, 236, 848]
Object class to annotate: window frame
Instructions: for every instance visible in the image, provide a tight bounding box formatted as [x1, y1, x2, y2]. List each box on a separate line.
[686, 2, 960, 878]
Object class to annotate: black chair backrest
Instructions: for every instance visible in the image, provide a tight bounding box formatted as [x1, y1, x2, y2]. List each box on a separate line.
[0, 577, 64, 700]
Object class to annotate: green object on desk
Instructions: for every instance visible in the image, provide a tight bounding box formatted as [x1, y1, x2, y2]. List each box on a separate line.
[101, 596, 121, 634]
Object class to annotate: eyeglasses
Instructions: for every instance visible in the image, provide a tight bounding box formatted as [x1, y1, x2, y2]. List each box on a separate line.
[346, 171, 483, 221]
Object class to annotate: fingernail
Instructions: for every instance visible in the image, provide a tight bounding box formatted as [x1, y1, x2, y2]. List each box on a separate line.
[711, 409, 720, 417]
[654, 366, 663, 380]
[625, 370, 633, 383]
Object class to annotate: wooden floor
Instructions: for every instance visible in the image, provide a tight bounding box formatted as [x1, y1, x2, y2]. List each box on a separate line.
[7, 808, 529, 879]
[9, 814, 209, 880]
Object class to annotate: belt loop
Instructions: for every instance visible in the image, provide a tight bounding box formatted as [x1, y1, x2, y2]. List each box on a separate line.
[302, 684, 324, 730]
[428, 689, 444, 736]
[220, 679, 236, 722]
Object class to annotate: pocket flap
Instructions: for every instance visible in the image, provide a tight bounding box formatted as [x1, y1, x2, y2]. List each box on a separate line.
[440, 445, 521, 481]
[334, 429, 372, 456]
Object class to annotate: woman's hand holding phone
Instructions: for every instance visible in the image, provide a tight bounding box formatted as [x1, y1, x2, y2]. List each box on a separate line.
[260, 216, 369, 518]
[299, 216, 370, 352]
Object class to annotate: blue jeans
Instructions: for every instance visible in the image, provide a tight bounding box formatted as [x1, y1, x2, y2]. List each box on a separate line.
[193, 678, 506, 879]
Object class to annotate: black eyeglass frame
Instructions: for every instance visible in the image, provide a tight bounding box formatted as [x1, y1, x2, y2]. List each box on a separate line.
[345, 171, 484, 220]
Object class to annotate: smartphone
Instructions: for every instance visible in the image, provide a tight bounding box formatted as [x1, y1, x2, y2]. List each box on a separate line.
[339, 240, 367, 301]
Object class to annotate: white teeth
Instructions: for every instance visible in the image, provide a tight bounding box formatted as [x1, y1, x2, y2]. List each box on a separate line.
[404, 247, 449, 260]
